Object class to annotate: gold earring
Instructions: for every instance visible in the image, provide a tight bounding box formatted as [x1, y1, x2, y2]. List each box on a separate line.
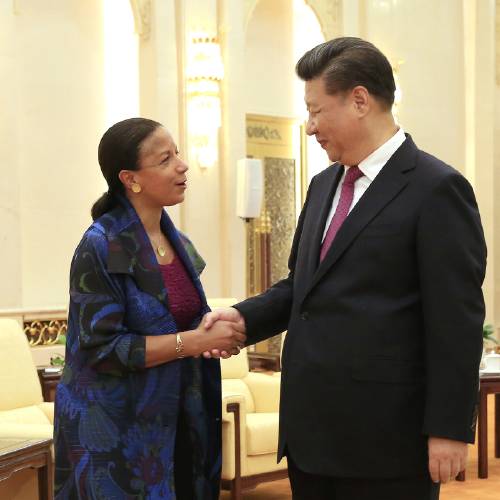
[131, 182, 142, 194]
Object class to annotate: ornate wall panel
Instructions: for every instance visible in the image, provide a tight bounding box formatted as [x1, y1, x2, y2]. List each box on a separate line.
[246, 114, 300, 354]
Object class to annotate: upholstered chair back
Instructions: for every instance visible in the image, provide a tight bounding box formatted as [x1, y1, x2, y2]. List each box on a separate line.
[220, 348, 255, 413]
[0, 319, 43, 411]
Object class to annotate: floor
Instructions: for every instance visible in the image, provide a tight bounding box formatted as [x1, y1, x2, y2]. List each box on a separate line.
[221, 394, 500, 499]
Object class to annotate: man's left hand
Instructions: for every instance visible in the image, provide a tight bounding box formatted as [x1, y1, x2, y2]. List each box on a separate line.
[428, 436, 468, 483]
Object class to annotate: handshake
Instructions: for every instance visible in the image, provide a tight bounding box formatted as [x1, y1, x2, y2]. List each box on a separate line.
[195, 307, 247, 359]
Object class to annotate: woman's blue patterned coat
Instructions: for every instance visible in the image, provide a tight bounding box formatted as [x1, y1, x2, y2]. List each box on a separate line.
[54, 197, 221, 499]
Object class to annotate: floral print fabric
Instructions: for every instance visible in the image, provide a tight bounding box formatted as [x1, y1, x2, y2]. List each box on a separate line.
[54, 197, 221, 499]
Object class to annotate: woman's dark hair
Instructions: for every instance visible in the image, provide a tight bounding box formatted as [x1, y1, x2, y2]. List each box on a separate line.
[296, 37, 396, 110]
[91, 117, 162, 220]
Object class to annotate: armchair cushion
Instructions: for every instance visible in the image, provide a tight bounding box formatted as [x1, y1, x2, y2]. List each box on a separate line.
[244, 372, 281, 413]
[0, 319, 43, 410]
[222, 379, 255, 413]
[0, 423, 53, 440]
[246, 412, 280, 456]
[0, 405, 51, 426]
[221, 348, 250, 379]
[37, 402, 54, 424]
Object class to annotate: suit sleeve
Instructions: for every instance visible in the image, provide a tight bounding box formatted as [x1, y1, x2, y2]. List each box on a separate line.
[417, 172, 486, 443]
[234, 177, 315, 345]
[70, 231, 146, 375]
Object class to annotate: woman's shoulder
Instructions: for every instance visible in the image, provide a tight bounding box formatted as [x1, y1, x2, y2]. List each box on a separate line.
[177, 231, 206, 275]
[73, 222, 109, 261]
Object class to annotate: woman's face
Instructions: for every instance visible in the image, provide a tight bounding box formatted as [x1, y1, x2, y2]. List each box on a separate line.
[133, 127, 188, 207]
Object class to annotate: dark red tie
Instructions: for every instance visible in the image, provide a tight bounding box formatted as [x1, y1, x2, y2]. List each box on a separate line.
[320, 166, 364, 262]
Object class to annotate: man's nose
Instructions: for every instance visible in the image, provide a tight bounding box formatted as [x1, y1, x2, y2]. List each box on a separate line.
[305, 116, 316, 136]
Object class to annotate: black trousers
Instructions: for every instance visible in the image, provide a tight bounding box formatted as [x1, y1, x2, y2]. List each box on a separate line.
[287, 455, 440, 500]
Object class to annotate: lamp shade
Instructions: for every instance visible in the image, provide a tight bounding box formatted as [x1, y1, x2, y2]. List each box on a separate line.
[236, 158, 264, 219]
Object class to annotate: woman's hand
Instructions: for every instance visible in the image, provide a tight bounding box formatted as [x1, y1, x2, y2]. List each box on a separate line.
[193, 320, 246, 357]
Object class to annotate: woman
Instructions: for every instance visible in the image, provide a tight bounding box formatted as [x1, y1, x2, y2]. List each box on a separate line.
[54, 118, 244, 499]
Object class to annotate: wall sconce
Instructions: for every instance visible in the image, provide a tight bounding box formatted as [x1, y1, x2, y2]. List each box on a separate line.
[186, 35, 224, 169]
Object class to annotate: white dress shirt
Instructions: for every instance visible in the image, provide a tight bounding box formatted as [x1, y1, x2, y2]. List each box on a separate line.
[322, 127, 407, 242]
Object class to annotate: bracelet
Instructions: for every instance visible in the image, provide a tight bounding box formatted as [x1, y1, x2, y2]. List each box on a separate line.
[175, 333, 185, 358]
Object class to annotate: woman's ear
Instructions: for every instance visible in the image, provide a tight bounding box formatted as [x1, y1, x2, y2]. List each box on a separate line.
[118, 170, 136, 190]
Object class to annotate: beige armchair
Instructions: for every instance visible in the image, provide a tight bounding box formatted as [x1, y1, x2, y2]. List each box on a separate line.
[0, 318, 54, 437]
[0, 318, 54, 499]
[220, 348, 287, 499]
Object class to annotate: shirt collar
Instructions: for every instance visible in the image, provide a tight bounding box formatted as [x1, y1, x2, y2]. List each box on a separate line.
[349, 127, 406, 182]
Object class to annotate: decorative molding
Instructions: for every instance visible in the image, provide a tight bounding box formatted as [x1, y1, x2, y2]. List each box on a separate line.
[304, 0, 343, 40]
[0, 307, 67, 346]
[129, 0, 152, 40]
[24, 319, 67, 346]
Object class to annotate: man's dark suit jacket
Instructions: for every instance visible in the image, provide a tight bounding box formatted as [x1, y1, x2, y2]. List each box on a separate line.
[234, 135, 486, 478]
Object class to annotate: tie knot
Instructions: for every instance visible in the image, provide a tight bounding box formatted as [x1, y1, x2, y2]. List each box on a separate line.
[344, 165, 363, 186]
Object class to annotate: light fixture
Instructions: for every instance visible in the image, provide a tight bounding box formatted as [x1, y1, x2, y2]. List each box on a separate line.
[186, 35, 224, 169]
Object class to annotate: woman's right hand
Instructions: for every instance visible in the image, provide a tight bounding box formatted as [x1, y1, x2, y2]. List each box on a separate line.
[194, 320, 246, 356]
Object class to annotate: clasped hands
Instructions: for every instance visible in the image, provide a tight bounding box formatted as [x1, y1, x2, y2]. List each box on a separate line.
[198, 307, 246, 359]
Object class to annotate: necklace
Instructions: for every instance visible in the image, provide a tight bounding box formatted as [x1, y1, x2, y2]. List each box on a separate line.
[149, 235, 167, 257]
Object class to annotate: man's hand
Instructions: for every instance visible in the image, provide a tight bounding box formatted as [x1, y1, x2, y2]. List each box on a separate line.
[202, 308, 246, 359]
[428, 436, 468, 483]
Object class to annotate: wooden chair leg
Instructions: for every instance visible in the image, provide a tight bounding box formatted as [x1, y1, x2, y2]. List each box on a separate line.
[478, 387, 489, 478]
[231, 477, 242, 500]
[227, 403, 242, 500]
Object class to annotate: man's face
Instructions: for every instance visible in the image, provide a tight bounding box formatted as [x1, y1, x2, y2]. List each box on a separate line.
[304, 77, 360, 164]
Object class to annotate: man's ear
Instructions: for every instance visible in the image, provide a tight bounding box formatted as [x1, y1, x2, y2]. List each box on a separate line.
[351, 85, 370, 116]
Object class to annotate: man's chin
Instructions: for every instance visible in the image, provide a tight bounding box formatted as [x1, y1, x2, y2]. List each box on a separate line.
[327, 150, 339, 163]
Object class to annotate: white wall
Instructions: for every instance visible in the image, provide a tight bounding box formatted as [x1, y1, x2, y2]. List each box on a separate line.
[0, 1, 22, 308]
[0, 0, 107, 308]
[245, 0, 295, 117]
[360, 0, 466, 171]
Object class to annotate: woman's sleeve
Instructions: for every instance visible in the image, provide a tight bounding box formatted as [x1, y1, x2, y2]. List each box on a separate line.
[69, 230, 146, 375]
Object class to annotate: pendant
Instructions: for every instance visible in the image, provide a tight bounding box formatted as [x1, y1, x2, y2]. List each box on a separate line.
[157, 246, 166, 257]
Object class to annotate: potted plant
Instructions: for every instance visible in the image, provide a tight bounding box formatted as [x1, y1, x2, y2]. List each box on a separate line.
[483, 324, 498, 347]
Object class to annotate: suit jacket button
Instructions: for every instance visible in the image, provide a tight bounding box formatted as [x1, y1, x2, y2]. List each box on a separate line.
[301, 311, 309, 320]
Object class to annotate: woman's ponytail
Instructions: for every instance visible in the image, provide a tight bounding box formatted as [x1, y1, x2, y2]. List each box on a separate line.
[90, 191, 117, 220]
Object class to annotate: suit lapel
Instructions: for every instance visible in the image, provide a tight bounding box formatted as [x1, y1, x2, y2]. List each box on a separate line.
[303, 135, 418, 300]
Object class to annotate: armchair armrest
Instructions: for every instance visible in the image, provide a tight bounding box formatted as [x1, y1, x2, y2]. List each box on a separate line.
[244, 372, 281, 412]
[222, 393, 246, 423]
[221, 393, 250, 479]
[37, 402, 54, 424]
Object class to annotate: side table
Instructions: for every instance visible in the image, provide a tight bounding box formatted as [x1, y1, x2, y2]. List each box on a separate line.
[37, 367, 62, 402]
[0, 438, 53, 500]
[477, 373, 500, 478]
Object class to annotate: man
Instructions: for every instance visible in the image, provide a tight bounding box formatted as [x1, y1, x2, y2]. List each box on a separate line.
[206, 37, 486, 500]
